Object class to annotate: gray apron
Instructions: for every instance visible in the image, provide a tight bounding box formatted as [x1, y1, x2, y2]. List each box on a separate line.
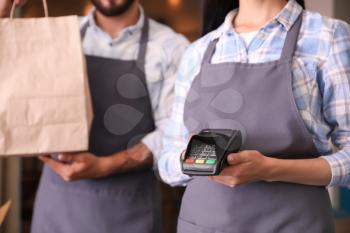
[178, 12, 335, 233]
[31, 18, 159, 233]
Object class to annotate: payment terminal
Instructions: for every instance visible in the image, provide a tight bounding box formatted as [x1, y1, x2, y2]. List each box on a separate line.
[181, 129, 242, 176]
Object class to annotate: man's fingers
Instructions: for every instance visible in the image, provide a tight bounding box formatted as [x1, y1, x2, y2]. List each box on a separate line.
[39, 156, 66, 174]
[70, 152, 89, 162]
[39, 156, 77, 182]
[38, 155, 51, 163]
[15, 0, 27, 6]
[58, 153, 74, 163]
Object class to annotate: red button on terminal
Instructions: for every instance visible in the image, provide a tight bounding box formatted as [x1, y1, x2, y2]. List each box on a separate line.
[185, 159, 194, 164]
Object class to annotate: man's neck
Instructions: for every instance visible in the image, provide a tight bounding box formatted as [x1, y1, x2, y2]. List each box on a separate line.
[94, 2, 140, 39]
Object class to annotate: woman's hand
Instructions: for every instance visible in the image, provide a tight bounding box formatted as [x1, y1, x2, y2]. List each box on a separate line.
[210, 150, 332, 187]
[39, 152, 110, 182]
[209, 150, 273, 187]
[0, 0, 27, 17]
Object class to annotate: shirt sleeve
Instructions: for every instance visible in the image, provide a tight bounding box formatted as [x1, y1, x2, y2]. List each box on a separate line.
[157, 44, 203, 187]
[319, 20, 350, 187]
[141, 33, 189, 170]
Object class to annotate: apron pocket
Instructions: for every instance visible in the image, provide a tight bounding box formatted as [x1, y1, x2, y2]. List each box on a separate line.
[33, 178, 155, 233]
[45, 165, 155, 198]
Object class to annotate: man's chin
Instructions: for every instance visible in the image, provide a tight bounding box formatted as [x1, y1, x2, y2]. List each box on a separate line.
[91, 0, 136, 17]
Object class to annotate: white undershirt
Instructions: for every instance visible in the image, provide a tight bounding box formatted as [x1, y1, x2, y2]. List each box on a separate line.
[239, 31, 259, 47]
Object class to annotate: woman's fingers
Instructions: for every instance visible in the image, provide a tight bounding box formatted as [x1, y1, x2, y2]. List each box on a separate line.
[209, 176, 240, 187]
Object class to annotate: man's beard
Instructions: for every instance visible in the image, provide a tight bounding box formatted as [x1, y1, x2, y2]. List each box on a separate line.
[91, 0, 136, 17]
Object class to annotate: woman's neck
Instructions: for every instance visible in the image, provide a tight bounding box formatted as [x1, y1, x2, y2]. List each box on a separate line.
[234, 0, 288, 33]
[94, 2, 140, 39]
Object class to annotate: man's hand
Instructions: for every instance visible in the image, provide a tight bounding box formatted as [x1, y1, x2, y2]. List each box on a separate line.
[39, 152, 110, 182]
[39, 143, 153, 182]
[0, 0, 27, 17]
[126, 143, 152, 163]
[209, 150, 272, 187]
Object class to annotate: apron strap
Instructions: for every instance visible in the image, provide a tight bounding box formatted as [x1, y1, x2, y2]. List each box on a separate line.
[279, 11, 303, 60]
[136, 17, 149, 70]
[80, 20, 89, 40]
[80, 16, 149, 71]
[202, 38, 219, 65]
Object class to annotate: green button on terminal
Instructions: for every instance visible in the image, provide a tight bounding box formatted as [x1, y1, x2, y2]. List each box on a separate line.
[206, 159, 216, 164]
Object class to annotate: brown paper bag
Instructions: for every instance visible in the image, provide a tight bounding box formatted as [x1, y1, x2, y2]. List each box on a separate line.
[0, 200, 11, 226]
[0, 0, 93, 156]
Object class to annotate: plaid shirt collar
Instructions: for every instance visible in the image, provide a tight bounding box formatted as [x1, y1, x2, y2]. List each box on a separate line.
[211, 0, 303, 40]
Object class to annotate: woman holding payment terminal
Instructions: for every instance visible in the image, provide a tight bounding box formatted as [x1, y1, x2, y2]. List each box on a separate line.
[159, 0, 350, 232]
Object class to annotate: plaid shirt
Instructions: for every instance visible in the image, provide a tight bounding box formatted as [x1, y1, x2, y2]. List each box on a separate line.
[158, 0, 350, 187]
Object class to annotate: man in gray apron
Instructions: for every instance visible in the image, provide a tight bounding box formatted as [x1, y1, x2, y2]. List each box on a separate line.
[0, 0, 189, 232]
[178, 12, 334, 233]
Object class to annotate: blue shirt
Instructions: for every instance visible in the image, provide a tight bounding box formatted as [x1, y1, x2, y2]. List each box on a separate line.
[80, 7, 189, 167]
[158, 0, 350, 187]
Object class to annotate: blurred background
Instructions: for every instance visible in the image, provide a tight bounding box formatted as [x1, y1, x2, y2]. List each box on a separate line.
[0, 0, 350, 233]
